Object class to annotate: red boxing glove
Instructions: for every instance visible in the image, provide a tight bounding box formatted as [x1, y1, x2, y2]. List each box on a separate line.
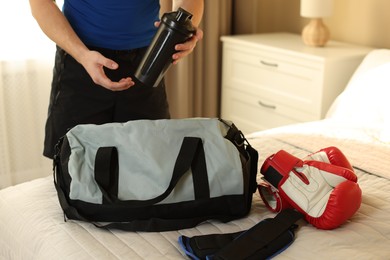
[259, 149, 362, 230]
[258, 146, 355, 213]
[303, 146, 354, 172]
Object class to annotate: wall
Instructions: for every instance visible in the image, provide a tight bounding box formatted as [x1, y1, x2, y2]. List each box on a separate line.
[233, 0, 390, 49]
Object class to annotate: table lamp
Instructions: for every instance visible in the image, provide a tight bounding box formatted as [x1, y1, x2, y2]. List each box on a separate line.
[301, 0, 333, 47]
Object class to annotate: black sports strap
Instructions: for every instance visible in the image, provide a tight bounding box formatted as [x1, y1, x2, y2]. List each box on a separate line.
[213, 209, 303, 260]
[181, 209, 303, 260]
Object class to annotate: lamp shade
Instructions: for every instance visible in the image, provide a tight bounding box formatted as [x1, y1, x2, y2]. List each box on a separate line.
[301, 0, 333, 18]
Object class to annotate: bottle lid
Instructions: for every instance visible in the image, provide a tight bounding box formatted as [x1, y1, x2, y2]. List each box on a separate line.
[162, 7, 196, 36]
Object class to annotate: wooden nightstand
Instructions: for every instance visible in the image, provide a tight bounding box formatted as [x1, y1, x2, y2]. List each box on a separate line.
[220, 33, 372, 134]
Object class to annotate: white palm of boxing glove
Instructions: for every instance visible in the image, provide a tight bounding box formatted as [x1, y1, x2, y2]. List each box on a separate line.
[260, 149, 362, 230]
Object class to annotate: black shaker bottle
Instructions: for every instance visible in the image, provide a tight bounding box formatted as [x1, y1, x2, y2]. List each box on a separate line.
[134, 8, 196, 88]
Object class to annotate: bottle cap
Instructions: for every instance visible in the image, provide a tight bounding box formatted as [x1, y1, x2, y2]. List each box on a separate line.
[162, 7, 196, 36]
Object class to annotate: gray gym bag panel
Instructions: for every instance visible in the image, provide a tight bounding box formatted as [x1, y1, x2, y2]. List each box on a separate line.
[53, 118, 258, 231]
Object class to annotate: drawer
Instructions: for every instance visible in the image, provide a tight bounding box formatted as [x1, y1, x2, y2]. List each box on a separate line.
[220, 33, 372, 131]
[221, 88, 316, 134]
[222, 48, 323, 115]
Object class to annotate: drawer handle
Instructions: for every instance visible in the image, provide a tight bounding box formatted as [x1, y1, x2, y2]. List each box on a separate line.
[258, 100, 276, 109]
[260, 60, 278, 68]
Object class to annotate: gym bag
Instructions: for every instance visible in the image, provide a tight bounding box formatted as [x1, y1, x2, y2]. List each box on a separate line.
[53, 118, 258, 232]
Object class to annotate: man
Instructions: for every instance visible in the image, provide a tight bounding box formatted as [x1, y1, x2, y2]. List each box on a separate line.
[29, 0, 204, 158]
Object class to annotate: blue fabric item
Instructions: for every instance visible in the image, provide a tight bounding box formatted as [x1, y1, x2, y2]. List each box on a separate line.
[178, 236, 201, 260]
[63, 0, 160, 50]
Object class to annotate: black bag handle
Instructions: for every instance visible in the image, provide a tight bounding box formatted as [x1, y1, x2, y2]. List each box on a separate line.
[94, 136, 210, 206]
[94, 146, 119, 204]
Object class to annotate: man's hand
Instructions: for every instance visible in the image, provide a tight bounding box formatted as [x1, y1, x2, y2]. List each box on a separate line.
[153, 21, 204, 65]
[172, 27, 203, 64]
[80, 50, 135, 91]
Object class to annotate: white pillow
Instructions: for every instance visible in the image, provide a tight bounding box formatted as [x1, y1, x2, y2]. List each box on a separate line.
[380, 115, 390, 143]
[326, 49, 390, 134]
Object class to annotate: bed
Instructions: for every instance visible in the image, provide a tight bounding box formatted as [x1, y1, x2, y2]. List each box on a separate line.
[1, 49, 390, 259]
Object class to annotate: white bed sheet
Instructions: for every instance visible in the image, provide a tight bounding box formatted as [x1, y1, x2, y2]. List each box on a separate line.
[1, 119, 390, 259]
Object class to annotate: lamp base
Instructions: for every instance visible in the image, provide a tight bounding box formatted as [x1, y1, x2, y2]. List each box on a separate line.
[302, 18, 330, 47]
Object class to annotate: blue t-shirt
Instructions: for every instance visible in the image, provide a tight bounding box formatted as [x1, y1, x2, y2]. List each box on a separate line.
[63, 0, 160, 50]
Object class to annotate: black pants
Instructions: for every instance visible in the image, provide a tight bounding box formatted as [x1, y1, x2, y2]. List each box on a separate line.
[44, 46, 170, 159]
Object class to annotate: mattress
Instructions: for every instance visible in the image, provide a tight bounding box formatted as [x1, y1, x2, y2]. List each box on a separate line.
[1, 119, 389, 259]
